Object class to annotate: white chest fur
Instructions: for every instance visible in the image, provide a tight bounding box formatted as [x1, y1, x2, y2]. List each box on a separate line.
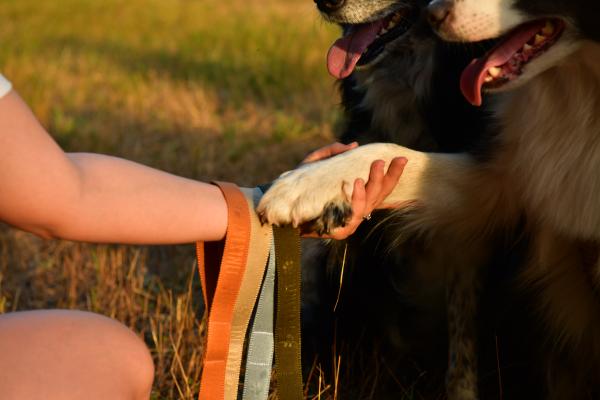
[498, 42, 600, 240]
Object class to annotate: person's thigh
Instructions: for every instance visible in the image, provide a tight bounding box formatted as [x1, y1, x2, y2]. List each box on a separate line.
[0, 310, 154, 400]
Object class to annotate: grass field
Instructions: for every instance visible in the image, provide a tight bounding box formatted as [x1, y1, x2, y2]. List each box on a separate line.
[0, 0, 341, 398]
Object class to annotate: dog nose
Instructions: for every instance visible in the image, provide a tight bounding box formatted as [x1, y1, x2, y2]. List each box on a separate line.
[314, 0, 346, 13]
[427, 0, 452, 27]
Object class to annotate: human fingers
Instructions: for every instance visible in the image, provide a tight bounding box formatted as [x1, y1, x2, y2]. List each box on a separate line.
[299, 158, 407, 238]
[301, 141, 358, 164]
[363, 159, 386, 211]
[376, 157, 407, 209]
[325, 178, 367, 240]
[300, 178, 367, 239]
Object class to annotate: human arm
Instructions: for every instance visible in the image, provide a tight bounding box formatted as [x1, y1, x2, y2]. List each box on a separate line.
[0, 76, 404, 244]
[0, 87, 228, 244]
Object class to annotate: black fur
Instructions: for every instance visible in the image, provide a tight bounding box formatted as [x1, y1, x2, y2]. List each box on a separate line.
[301, 2, 545, 398]
[515, 0, 600, 41]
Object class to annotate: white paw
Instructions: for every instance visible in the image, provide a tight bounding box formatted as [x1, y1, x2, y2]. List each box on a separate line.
[257, 162, 353, 227]
[257, 143, 402, 228]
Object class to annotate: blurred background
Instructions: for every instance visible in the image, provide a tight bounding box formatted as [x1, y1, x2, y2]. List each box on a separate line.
[0, 0, 339, 398]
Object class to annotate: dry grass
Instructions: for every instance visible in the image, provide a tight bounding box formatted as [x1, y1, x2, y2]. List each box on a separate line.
[0, 0, 344, 398]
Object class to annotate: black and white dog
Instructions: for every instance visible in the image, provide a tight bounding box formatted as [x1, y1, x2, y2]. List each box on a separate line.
[300, 1, 537, 399]
[263, 0, 600, 398]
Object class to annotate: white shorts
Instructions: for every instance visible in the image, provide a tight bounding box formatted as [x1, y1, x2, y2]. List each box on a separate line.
[0, 74, 12, 99]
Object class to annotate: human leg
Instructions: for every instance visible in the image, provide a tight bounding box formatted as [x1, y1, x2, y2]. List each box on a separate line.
[0, 309, 154, 400]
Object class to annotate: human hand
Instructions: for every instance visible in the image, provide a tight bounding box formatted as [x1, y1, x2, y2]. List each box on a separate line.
[299, 142, 407, 240]
[300, 141, 359, 165]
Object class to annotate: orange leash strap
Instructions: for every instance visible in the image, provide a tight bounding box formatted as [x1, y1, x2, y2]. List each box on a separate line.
[197, 182, 251, 400]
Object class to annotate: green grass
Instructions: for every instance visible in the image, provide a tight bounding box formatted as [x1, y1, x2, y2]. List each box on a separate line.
[0, 0, 341, 183]
[0, 0, 342, 398]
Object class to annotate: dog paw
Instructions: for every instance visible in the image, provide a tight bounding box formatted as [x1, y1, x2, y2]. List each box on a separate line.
[257, 143, 405, 234]
[257, 157, 363, 233]
[301, 201, 354, 235]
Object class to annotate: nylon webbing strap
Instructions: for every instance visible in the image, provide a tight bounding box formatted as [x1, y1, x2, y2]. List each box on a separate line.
[197, 184, 304, 400]
[224, 188, 273, 400]
[197, 182, 251, 400]
[273, 226, 304, 400]
[242, 239, 276, 400]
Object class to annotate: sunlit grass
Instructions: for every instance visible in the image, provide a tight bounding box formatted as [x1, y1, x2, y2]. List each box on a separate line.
[0, 0, 341, 183]
[0, 0, 342, 398]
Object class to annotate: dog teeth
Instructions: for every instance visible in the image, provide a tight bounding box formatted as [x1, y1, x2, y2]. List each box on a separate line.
[523, 43, 533, 52]
[488, 67, 501, 77]
[382, 10, 404, 32]
[542, 21, 555, 36]
[534, 34, 546, 45]
[484, 75, 494, 83]
[378, 10, 407, 36]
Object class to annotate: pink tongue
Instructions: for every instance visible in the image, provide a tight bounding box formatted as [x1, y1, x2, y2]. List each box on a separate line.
[460, 21, 546, 106]
[327, 21, 385, 79]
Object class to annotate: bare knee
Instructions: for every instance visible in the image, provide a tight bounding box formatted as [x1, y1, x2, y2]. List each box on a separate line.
[94, 312, 155, 399]
[122, 325, 155, 399]
[0, 310, 154, 400]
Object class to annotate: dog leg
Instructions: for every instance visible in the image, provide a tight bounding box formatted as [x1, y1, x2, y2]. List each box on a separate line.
[257, 143, 479, 235]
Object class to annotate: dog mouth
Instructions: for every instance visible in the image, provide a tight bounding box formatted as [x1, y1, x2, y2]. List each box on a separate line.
[326, 7, 415, 79]
[460, 19, 566, 106]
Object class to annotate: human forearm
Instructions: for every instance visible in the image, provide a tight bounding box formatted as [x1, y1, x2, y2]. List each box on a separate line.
[52, 153, 228, 244]
[0, 80, 402, 245]
[0, 89, 227, 244]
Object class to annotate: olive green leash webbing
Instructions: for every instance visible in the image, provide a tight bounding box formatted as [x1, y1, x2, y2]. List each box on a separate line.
[273, 226, 304, 400]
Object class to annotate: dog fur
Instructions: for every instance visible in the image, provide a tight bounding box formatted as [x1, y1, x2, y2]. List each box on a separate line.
[261, 0, 600, 397]
[299, 1, 519, 398]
